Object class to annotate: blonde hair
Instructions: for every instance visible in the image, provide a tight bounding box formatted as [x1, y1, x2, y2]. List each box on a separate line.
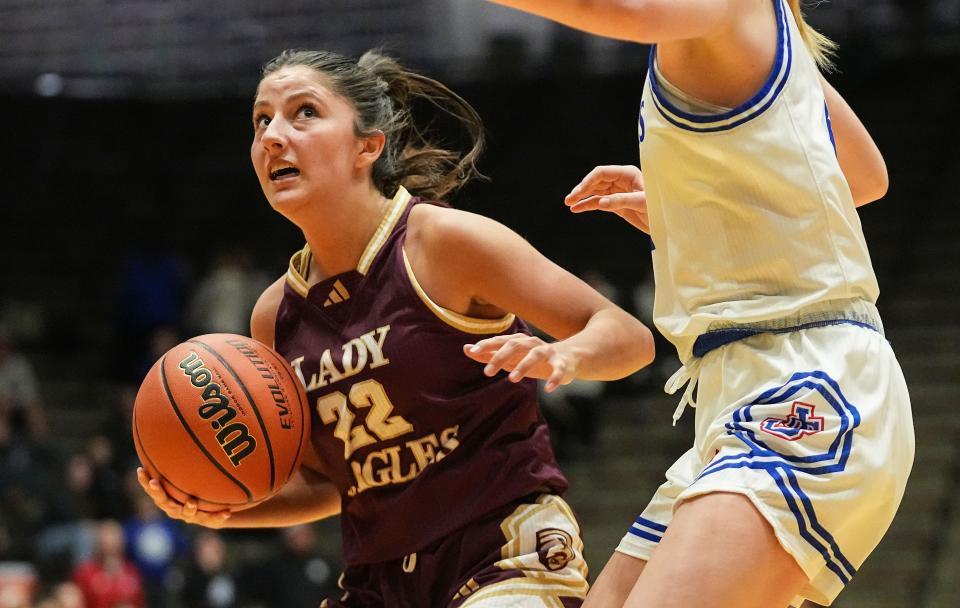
[787, 0, 837, 70]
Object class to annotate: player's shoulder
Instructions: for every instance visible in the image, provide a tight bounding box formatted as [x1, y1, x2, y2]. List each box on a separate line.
[251, 275, 286, 347]
[407, 202, 508, 258]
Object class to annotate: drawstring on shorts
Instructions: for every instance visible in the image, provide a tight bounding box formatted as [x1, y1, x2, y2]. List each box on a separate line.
[665, 358, 703, 425]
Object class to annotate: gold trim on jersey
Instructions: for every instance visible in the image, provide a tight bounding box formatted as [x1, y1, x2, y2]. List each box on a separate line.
[285, 187, 411, 297]
[456, 495, 588, 606]
[286, 247, 311, 298]
[358, 186, 411, 275]
[401, 248, 516, 335]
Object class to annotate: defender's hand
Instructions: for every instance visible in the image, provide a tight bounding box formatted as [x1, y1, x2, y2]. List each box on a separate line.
[565, 165, 650, 233]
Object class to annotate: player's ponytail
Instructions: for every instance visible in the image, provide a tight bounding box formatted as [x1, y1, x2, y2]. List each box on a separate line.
[787, 0, 837, 70]
[261, 49, 485, 201]
[358, 51, 486, 201]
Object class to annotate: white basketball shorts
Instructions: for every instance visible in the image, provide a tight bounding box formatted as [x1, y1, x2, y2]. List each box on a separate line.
[616, 322, 914, 606]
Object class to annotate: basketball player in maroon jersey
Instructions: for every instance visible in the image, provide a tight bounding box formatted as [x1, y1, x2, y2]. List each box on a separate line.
[137, 49, 655, 606]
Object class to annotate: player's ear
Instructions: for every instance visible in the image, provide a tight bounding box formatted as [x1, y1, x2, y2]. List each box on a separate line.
[356, 130, 386, 169]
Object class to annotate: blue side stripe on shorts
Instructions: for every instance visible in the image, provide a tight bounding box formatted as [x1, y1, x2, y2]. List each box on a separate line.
[628, 527, 663, 544]
[783, 468, 857, 579]
[693, 370, 859, 585]
[635, 516, 667, 533]
[627, 516, 668, 544]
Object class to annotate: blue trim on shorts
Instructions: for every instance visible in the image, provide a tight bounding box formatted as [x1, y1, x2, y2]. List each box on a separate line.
[692, 371, 860, 584]
[636, 516, 667, 533]
[692, 319, 879, 358]
[627, 516, 667, 544]
[627, 527, 663, 544]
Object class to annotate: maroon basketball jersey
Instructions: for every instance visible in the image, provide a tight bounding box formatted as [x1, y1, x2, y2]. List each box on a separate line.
[274, 187, 567, 565]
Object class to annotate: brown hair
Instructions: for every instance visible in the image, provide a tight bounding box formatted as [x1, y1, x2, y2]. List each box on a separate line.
[787, 0, 837, 70]
[260, 49, 485, 201]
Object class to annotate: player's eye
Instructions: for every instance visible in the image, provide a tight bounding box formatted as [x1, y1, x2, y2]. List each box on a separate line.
[253, 114, 271, 129]
[296, 104, 317, 119]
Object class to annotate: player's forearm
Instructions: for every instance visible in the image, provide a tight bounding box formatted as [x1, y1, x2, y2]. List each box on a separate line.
[224, 467, 341, 528]
[487, 0, 648, 40]
[485, 0, 728, 43]
[565, 307, 655, 381]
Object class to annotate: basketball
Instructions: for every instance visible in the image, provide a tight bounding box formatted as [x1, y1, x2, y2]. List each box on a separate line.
[133, 333, 311, 511]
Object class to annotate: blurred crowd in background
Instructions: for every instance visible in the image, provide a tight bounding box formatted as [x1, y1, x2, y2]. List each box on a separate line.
[0, 249, 345, 608]
[3, 1, 958, 607]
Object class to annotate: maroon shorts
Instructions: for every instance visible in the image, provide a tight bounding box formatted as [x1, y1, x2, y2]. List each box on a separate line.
[320, 494, 588, 607]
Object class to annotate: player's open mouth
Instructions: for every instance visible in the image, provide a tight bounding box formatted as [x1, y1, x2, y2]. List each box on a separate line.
[270, 166, 300, 181]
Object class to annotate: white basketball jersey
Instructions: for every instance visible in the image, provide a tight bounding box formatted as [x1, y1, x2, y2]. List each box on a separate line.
[639, 0, 881, 362]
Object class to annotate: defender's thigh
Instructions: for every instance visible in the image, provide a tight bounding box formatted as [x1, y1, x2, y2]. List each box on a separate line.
[683, 326, 914, 605]
[624, 492, 806, 608]
[583, 553, 646, 608]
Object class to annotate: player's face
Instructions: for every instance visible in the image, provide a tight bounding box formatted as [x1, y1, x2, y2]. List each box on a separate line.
[251, 66, 365, 217]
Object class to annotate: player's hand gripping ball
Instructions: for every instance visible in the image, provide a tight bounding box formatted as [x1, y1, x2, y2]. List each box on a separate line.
[133, 334, 311, 511]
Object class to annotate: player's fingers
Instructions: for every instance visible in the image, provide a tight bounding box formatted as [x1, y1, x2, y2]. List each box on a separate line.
[507, 345, 552, 382]
[544, 357, 571, 393]
[137, 468, 166, 500]
[568, 195, 606, 214]
[565, 167, 623, 204]
[485, 336, 541, 376]
[565, 165, 640, 204]
[613, 209, 651, 234]
[597, 191, 648, 212]
[136, 467, 152, 491]
[464, 334, 523, 362]
[198, 510, 232, 529]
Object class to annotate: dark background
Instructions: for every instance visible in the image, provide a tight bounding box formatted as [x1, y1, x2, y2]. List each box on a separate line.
[1, 1, 959, 607]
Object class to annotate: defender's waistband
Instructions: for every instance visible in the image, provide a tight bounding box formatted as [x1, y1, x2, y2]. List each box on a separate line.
[692, 299, 883, 358]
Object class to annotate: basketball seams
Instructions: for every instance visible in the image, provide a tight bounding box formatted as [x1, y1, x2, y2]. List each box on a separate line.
[258, 345, 309, 484]
[157, 354, 255, 502]
[132, 408, 248, 508]
[188, 338, 277, 492]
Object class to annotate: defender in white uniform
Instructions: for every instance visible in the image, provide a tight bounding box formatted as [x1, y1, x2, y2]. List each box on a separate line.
[486, 1, 914, 607]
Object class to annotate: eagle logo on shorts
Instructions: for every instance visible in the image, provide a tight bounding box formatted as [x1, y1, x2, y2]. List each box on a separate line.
[760, 401, 826, 441]
[536, 528, 575, 571]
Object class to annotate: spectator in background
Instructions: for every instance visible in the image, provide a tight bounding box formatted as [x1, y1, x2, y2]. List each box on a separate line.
[85, 435, 130, 520]
[178, 531, 237, 608]
[71, 520, 145, 608]
[31, 582, 84, 608]
[0, 405, 62, 560]
[115, 238, 189, 382]
[185, 250, 269, 336]
[539, 375, 606, 461]
[241, 524, 340, 608]
[0, 325, 47, 437]
[134, 326, 181, 385]
[34, 452, 100, 571]
[123, 490, 189, 608]
[96, 385, 139, 477]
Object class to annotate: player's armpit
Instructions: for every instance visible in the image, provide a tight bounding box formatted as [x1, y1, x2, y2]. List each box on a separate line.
[820, 75, 888, 206]
[251, 276, 286, 347]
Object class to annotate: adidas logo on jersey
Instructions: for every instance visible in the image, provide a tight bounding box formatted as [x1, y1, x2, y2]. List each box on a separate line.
[323, 280, 350, 307]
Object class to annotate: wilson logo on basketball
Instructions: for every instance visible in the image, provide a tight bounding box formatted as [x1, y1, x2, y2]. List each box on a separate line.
[178, 353, 258, 466]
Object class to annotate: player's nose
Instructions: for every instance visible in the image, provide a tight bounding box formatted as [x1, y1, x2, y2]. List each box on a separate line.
[261, 118, 288, 151]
